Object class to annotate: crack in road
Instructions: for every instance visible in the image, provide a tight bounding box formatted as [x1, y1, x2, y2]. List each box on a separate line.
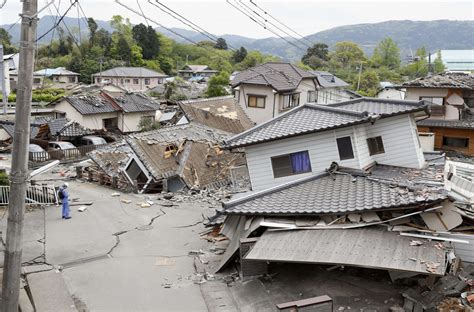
[148, 208, 166, 226]
[107, 230, 130, 256]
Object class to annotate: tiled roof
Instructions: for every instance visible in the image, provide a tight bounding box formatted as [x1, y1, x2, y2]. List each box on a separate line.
[231, 62, 316, 92]
[417, 118, 474, 129]
[328, 98, 427, 116]
[34, 67, 79, 77]
[48, 118, 92, 137]
[222, 172, 443, 216]
[111, 93, 158, 113]
[224, 104, 370, 148]
[65, 94, 118, 115]
[92, 67, 167, 78]
[0, 121, 39, 138]
[401, 73, 474, 90]
[180, 65, 216, 72]
[311, 71, 349, 88]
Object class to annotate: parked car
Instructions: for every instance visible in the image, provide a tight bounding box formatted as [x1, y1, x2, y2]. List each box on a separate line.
[28, 144, 50, 162]
[48, 141, 80, 160]
[80, 135, 107, 146]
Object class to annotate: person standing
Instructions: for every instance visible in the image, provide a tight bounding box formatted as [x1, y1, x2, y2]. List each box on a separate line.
[58, 182, 71, 219]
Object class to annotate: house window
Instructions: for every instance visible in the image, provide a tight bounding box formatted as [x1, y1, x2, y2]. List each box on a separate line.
[336, 136, 355, 160]
[271, 151, 312, 178]
[144, 78, 150, 85]
[367, 136, 385, 155]
[282, 93, 300, 110]
[133, 79, 139, 84]
[248, 95, 265, 108]
[307, 91, 317, 103]
[420, 97, 443, 105]
[96, 78, 101, 83]
[164, 144, 177, 158]
[68, 77, 76, 83]
[442, 137, 469, 148]
[124, 79, 131, 84]
[103, 117, 118, 130]
[33, 78, 41, 84]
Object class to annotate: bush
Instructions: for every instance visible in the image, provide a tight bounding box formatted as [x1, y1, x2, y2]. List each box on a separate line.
[0, 171, 10, 186]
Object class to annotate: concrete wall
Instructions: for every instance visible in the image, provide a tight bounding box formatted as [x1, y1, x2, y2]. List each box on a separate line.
[405, 87, 459, 120]
[245, 114, 425, 191]
[377, 88, 405, 100]
[119, 112, 155, 133]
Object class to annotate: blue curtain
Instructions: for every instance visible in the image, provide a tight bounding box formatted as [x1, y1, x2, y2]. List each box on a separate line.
[291, 151, 311, 173]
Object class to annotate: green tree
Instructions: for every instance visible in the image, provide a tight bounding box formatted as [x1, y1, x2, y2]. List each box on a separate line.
[399, 47, 429, 79]
[357, 69, 380, 97]
[0, 28, 18, 54]
[301, 43, 329, 69]
[116, 35, 131, 62]
[132, 24, 160, 59]
[87, 18, 98, 46]
[433, 50, 445, 73]
[371, 38, 400, 69]
[214, 38, 228, 50]
[95, 29, 112, 56]
[232, 47, 247, 63]
[205, 71, 230, 98]
[329, 41, 366, 69]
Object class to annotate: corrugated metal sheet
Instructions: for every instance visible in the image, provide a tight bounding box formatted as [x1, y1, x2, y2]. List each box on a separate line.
[245, 228, 447, 275]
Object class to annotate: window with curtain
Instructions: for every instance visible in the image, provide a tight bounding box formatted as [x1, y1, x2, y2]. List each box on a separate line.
[282, 93, 300, 110]
[271, 151, 312, 178]
[367, 136, 385, 155]
[248, 95, 266, 108]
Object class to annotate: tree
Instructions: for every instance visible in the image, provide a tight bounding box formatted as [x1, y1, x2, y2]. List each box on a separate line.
[232, 47, 247, 63]
[433, 50, 445, 73]
[301, 43, 329, 69]
[357, 70, 380, 97]
[0, 28, 18, 54]
[87, 18, 98, 45]
[95, 29, 112, 56]
[132, 24, 160, 59]
[116, 35, 131, 62]
[206, 71, 230, 98]
[214, 38, 228, 50]
[399, 46, 429, 79]
[329, 41, 365, 69]
[371, 38, 400, 69]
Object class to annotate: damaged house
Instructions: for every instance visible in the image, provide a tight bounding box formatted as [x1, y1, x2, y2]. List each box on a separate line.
[214, 97, 474, 310]
[122, 123, 247, 193]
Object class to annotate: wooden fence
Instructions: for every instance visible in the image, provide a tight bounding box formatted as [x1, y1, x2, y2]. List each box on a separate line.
[29, 144, 107, 163]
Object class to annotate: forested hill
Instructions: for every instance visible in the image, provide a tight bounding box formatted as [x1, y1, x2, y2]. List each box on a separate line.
[3, 18, 473, 60]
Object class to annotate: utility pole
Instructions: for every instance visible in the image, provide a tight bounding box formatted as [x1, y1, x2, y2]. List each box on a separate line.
[0, 44, 8, 115]
[2, 0, 37, 311]
[356, 61, 363, 91]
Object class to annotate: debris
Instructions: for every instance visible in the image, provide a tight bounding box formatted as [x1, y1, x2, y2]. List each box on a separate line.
[140, 203, 151, 208]
[77, 206, 87, 212]
[155, 257, 175, 266]
[162, 283, 172, 288]
[410, 240, 424, 246]
[361, 212, 380, 223]
[188, 250, 205, 255]
[120, 199, 131, 204]
[111, 192, 121, 197]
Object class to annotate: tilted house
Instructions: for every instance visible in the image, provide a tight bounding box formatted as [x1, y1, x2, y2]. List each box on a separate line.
[53, 91, 158, 133]
[224, 98, 428, 191]
[123, 123, 247, 193]
[231, 62, 319, 124]
[402, 73, 474, 156]
[92, 67, 168, 92]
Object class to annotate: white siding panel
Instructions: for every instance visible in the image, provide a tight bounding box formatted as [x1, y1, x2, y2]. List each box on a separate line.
[366, 115, 424, 168]
[353, 125, 373, 169]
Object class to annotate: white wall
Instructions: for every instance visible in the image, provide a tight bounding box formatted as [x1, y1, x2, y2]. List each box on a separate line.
[245, 114, 425, 191]
[119, 112, 155, 133]
[54, 100, 119, 130]
[377, 88, 405, 100]
[237, 85, 277, 125]
[405, 87, 459, 120]
[94, 76, 163, 92]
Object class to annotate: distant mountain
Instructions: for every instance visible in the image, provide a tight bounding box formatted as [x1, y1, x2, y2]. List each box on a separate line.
[3, 17, 473, 61]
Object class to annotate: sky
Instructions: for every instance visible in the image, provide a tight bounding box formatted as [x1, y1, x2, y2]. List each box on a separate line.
[1, 0, 473, 39]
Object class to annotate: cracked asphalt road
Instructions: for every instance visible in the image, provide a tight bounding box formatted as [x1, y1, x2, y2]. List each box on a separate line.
[1, 176, 216, 312]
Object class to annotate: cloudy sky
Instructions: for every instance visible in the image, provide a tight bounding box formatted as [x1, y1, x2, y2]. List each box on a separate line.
[1, 0, 473, 38]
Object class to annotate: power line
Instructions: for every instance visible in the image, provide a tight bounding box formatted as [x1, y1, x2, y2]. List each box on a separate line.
[136, 0, 150, 28]
[0, 0, 7, 9]
[36, 0, 78, 43]
[237, 0, 311, 50]
[250, 0, 314, 47]
[227, 0, 305, 52]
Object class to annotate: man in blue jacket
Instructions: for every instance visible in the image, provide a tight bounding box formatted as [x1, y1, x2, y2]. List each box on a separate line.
[59, 182, 71, 219]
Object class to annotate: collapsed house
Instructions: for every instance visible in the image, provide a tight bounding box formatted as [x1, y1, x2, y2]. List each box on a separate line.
[213, 97, 474, 309]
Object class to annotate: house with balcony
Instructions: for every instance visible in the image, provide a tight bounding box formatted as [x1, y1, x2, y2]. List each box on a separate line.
[92, 67, 168, 92]
[224, 97, 428, 191]
[231, 62, 319, 124]
[402, 72, 474, 155]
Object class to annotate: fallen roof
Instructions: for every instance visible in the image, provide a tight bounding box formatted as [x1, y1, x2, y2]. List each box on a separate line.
[92, 67, 167, 78]
[89, 143, 133, 177]
[0, 121, 39, 139]
[225, 98, 427, 148]
[311, 70, 349, 88]
[222, 172, 443, 216]
[417, 118, 474, 130]
[245, 227, 447, 275]
[48, 118, 92, 137]
[401, 72, 474, 90]
[327, 98, 426, 116]
[231, 62, 316, 92]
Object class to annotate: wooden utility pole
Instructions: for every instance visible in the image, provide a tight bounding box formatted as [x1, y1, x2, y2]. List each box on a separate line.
[2, 0, 37, 311]
[0, 44, 8, 114]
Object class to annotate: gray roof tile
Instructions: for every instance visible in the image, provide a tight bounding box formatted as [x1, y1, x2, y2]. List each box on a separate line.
[222, 173, 443, 216]
[92, 67, 167, 78]
[401, 72, 474, 90]
[327, 98, 426, 116]
[417, 118, 474, 129]
[66, 94, 118, 115]
[111, 93, 158, 113]
[311, 71, 349, 88]
[225, 104, 369, 148]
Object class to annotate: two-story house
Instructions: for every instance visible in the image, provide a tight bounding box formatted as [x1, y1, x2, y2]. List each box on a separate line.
[224, 97, 428, 191]
[92, 67, 168, 92]
[177, 65, 218, 80]
[402, 73, 474, 155]
[231, 62, 319, 124]
[309, 70, 357, 104]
